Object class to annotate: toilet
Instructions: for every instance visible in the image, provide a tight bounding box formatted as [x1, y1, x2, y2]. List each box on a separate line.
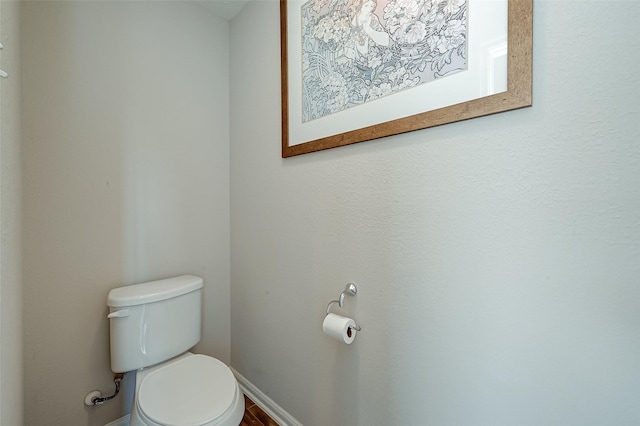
[107, 275, 244, 426]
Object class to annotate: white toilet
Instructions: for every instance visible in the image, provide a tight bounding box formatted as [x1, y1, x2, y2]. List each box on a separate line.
[107, 275, 245, 426]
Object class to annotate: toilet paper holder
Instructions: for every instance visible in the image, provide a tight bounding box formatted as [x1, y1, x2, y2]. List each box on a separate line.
[325, 283, 362, 331]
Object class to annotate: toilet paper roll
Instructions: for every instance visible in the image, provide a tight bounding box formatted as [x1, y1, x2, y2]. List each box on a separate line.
[322, 313, 357, 344]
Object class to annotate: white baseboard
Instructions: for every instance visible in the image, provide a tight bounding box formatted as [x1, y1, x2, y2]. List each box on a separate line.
[232, 368, 303, 426]
[104, 414, 130, 426]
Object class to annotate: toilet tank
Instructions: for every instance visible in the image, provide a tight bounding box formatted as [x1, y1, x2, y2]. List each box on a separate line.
[107, 275, 203, 373]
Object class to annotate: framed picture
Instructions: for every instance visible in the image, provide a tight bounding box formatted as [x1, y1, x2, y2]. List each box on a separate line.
[281, 0, 532, 157]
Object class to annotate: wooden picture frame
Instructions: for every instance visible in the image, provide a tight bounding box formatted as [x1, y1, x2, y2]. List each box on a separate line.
[281, 0, 532, 158]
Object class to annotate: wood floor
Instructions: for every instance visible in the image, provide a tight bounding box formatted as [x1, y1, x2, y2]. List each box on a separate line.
[241, 394, 279, 426]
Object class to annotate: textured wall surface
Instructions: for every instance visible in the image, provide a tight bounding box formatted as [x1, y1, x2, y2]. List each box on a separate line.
[21, 2, 229, 424]
[0, 0, 23, 424]
[230, 1, 640, 425]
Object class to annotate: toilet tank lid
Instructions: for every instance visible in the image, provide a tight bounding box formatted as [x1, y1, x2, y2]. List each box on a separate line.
[107, 275, 203, 308]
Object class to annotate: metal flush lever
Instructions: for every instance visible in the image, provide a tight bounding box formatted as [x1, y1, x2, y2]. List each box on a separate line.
[107, 309, 130, 318]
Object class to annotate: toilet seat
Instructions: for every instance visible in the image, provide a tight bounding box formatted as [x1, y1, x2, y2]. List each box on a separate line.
[137, 354, 238, 426]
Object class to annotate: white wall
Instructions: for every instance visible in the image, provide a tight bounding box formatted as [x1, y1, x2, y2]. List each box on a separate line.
[21, 2, 229, 424]
[230, 1, 640, 425]
[0, 0, 23, 424]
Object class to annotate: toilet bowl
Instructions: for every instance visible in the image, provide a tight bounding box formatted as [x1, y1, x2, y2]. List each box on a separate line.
[130, 353, 244, 426]
[107, 275, 244, 426]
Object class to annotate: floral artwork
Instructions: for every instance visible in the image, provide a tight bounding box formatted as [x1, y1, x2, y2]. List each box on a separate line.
[301, 0, 468, 122]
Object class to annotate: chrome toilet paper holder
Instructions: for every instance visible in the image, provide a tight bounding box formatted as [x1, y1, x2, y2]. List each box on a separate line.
[325, 283, 362, 331]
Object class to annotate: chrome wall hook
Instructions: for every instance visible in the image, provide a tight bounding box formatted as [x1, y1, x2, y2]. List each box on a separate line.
[339, 282, 357, 307]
